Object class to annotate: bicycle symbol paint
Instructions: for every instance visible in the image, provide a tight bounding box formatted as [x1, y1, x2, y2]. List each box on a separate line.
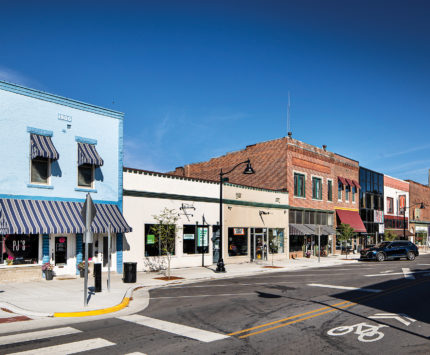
[327, 322, 388, 342]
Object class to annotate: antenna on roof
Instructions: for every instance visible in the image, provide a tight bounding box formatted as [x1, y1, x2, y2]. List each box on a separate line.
[287, 91, 292, 137]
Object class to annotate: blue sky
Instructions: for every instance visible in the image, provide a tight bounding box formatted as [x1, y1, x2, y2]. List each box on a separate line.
[1, 0, 430, 184]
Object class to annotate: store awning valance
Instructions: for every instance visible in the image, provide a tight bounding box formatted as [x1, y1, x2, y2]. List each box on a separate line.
[30, 134, 59, 160]
[290, 224, 313, 235]
[0, 198, 131, 235]
[322, 225, 336, 235]
[386, 229, 414, 237]
[78, 143, 104, 166]
[336, 209, 366, 233]
[345, 178, 354, 187]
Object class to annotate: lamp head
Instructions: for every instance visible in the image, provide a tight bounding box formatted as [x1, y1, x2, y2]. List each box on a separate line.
[243, 160, 255, 175]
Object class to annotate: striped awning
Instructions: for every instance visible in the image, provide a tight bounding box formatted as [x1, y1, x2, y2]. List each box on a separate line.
[0, 198, 131, 235]
[30, 134, 59, 160]
[78, 143, 104, 166]
[290, 224, 313, 235]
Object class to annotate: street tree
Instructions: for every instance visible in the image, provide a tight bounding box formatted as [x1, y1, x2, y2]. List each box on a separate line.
[336, 223, 356, 259]
[383, 230, 396, 242]
[151, 208, 179, 280]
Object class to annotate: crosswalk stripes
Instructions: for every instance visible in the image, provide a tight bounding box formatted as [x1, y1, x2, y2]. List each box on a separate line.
[5, 338, 115, 355]
[118, 314, 229, 343]
[0, 327, 81, 346]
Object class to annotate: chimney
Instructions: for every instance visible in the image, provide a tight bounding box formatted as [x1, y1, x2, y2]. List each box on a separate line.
[322, 145, 327, 151]
[175, 166, 185, 177]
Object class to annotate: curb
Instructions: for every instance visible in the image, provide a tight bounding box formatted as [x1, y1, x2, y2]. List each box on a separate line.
[0, 285, 145, 319]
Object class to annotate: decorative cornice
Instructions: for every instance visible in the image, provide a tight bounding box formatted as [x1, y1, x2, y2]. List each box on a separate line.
[27, 127, 53, 137]
[0, 80, 124, 120]
[75, 136, 97, 145]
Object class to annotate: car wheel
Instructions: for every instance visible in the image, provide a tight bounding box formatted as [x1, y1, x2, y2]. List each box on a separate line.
[407, 251, 415, 261]
[376, 252, 385, 262]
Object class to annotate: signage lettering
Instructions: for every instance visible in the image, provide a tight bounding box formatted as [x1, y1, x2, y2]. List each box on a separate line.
[58, 113, 72, 122]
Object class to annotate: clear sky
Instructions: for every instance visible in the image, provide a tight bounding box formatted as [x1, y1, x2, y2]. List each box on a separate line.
[1, 1, 430, 184]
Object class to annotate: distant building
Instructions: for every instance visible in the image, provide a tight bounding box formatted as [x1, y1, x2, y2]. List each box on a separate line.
[406, 179, 430, 247]
[0, 81, 131, 281]
[171, 135, 365, 257]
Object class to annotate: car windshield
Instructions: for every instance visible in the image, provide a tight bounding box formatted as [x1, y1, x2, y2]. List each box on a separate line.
[375, 242, 391, 248]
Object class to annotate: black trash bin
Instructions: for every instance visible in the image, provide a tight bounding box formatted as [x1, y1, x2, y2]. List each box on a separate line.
[123, 262, 137, 283]
[94, 263, 102, 292]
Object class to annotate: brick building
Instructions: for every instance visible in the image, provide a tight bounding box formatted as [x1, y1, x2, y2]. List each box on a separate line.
[405, 179, 430, 246]
[172, 135, 365, 257]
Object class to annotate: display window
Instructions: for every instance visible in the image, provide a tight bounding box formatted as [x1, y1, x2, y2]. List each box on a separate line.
[228, 227, 248, 256]
[2, 234, 39, 265]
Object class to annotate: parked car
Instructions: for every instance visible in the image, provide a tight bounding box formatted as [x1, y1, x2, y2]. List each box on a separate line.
[359, 241, 419, 262]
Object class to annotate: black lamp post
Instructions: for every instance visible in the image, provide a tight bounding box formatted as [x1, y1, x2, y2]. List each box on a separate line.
[403, 202, 425, 240]
[216, 159, 255, 273]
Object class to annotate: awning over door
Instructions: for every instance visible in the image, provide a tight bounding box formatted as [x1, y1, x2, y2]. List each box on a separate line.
[0, 198, 131, 235]
[78, 143, 104, 166]
[30, 134, 59, 160]
[336, 209, 366, 233]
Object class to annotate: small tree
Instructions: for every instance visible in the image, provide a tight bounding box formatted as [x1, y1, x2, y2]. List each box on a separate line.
[336, 223, 356, 259]
[151, 208, 179, 279]
[383, 230, 397, 242]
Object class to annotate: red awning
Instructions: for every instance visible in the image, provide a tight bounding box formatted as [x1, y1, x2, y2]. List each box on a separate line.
[336, 209, 367, 233]
[345, 178, 354, 186]
[338, 177, 347, 185]
[352, 180, 361, 189]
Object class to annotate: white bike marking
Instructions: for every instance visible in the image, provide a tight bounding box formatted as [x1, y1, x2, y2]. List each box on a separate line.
[327, 322, 388, 342]
[369, 313, 416, 326]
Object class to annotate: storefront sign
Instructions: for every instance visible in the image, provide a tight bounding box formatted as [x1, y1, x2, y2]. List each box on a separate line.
[183, 234, 195, 240]
[197, 228, 208, 247]
[399, 195, 406, 211]
[147, 234, 155, 244]
[233, 228, 245, 235]
[379, 224, 384, 233]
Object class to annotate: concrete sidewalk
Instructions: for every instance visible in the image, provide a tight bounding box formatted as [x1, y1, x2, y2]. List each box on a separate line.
[0, 255, 359, 319]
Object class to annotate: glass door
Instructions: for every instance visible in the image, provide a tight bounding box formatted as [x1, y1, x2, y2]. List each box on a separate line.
[54, 237, 67, 265]
[250, 228, 268, 262]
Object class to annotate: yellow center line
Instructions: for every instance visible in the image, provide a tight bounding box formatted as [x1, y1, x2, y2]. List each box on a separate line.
[230, 278, 430, 339]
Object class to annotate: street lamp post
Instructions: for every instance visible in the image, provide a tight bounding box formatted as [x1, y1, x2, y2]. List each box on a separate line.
[403, 202, 425, 241]
[216, 159, 255, 273]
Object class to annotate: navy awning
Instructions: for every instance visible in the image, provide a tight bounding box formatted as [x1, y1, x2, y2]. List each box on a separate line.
[0, 198, 131, 235]
[78, 143, 104, 166]
[30, 134, 59, 160]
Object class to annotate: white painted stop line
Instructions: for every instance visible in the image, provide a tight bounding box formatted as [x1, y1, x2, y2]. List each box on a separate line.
[118, 314, 229, 342]
[6, 338, 115, 355]
[308, 283, 381, 293]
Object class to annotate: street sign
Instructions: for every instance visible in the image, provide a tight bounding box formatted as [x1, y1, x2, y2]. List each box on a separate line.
[81, 193, 96, 243]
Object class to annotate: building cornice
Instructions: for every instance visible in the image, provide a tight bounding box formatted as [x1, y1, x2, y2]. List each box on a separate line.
[0, 80, 124, 120]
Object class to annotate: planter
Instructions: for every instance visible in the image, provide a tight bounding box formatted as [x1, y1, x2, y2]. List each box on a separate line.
[44, 269, 54, 281]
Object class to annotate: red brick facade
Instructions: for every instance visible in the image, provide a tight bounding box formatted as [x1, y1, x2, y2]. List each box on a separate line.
[406, 180, 430, 223]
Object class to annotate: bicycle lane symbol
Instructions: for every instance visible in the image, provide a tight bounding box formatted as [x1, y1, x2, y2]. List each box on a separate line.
[327, 322, 389, 342]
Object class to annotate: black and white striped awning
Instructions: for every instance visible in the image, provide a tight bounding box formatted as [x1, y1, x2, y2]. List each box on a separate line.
[30, 134, 59, 160]
[0, 198, 131, 235]
[289, 224, 314, 235]
[78, 143, 104, 166]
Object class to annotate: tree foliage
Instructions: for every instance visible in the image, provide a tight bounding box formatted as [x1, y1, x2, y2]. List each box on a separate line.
[383, 230, 397, 242]
[336, 223, 356, 258]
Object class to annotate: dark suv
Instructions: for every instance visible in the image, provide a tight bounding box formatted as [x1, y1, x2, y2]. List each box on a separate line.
[360, 241, 419, 262]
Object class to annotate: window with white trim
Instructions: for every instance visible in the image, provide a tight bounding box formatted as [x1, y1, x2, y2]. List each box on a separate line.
[78, 164, 94, 188]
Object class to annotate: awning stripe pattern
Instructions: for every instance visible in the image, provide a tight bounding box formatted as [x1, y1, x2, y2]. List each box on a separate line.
[0, 198, 131, 235]
[30, 134, 59, 160]
[78, 143, 104, 166]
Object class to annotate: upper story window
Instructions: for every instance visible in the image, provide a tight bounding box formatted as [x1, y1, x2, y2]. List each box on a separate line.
[352, 186, 356, 202]
[29, 133, 59, 185]
[387, 197, 394, 213]
[294, 173, 306, 198]
[77, 142, 104, 189]
[312, 177, 322, 200]
[327, 180, 333, 201]
[345, 185, 350, 202]
[338, 181, 343, 201]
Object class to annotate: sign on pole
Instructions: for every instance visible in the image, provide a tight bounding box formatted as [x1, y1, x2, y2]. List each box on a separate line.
[81, 193, 97, 307]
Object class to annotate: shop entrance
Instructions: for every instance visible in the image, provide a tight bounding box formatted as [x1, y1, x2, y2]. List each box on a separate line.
[250, 228, 268, 262]
[54, 237, 67, 265]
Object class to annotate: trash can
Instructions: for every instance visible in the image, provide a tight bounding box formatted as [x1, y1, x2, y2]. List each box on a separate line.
[123, 262, 137, 283]
[94, 263, 102, 292]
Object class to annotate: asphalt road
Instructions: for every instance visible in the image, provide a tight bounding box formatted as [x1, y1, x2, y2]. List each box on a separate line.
[2, 255, 430, 354]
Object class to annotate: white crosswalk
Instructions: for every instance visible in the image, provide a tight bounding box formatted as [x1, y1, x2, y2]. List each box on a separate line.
[0, 327, 81, 346]
[118, 314, 229, 343]
[6, 338, 115, 355]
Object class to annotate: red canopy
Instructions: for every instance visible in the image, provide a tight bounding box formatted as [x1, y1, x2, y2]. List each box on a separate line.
[336, 209, 366, 233]
[345, 178, 354, 186]
[352, 180, 361, 189]
[338, 177, 347, 185]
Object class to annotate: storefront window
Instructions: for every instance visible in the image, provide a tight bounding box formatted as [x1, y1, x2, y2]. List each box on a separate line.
[289, 235, 303, 252]
[183, 225, 209, 254]
[145, 223, 176, 257]
[2, 234, 39, 265]
[228, 227, 248, 256]
[268, 228, 284, 253]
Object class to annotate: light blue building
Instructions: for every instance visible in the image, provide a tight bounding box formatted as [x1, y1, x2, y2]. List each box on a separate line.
[0, 80, 131, 279]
